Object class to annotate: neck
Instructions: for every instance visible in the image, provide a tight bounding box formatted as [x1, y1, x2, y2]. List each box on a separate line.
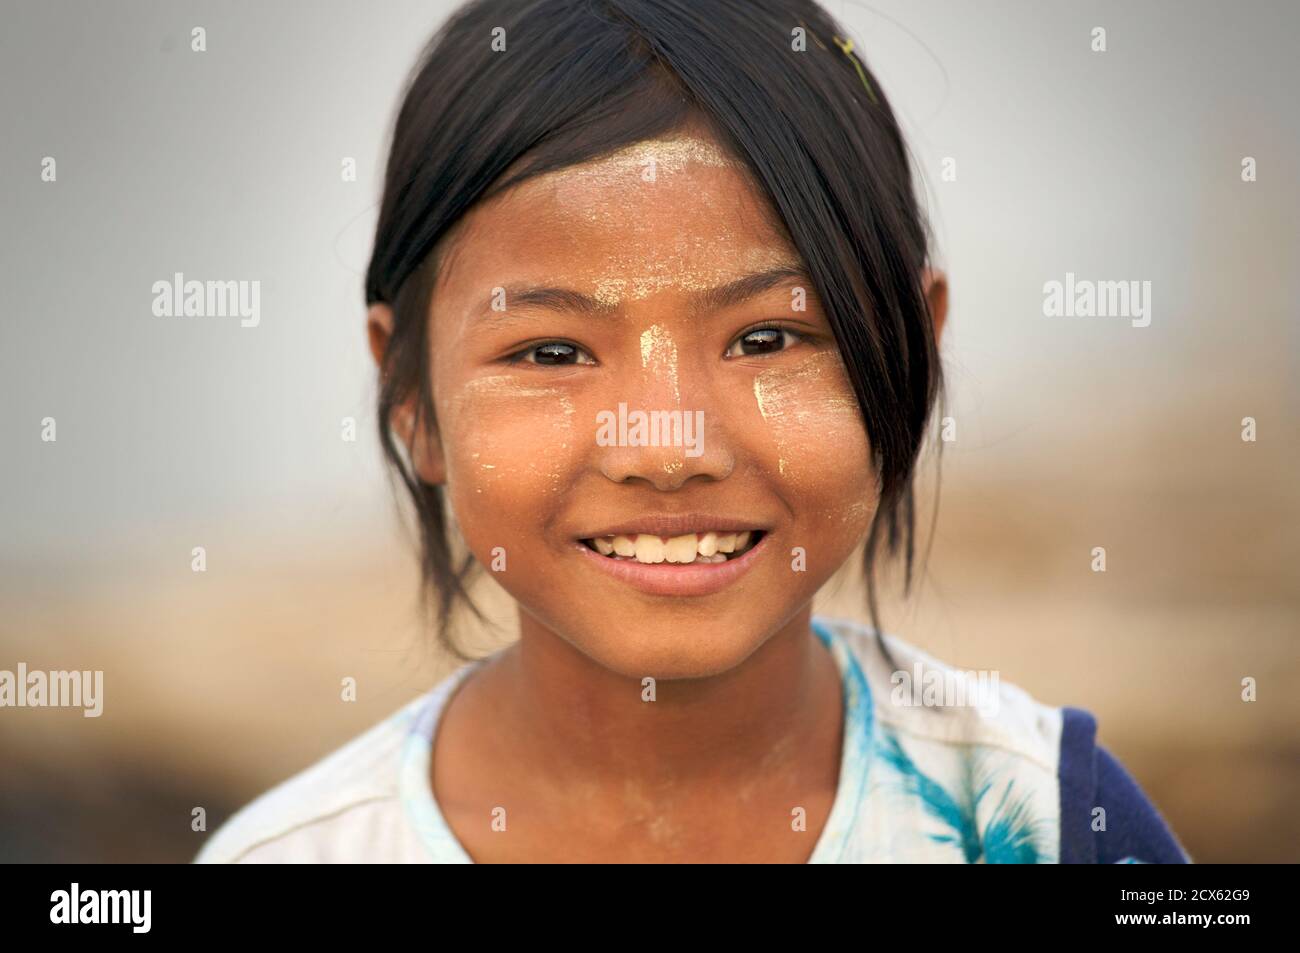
[485, 607, 842, 789]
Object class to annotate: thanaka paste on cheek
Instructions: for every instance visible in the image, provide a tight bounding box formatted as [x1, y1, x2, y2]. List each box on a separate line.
[752, 349, 876, 534]
[443, 374, 576, 499]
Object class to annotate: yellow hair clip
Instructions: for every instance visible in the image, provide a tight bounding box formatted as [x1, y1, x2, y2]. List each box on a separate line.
[796, 20, 879, 107]
[831, 34, 879, 105]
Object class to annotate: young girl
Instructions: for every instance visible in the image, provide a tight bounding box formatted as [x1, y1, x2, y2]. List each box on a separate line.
[197, 0, 1189, 863]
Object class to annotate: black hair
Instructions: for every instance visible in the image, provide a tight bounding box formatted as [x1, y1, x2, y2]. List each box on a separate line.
[365, 0, 943, 666]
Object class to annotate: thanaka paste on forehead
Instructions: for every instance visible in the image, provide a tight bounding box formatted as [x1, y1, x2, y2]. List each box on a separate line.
[586, 246, 802, 309]
[523, 133, 791, 310]
[538, 134, 739, 193]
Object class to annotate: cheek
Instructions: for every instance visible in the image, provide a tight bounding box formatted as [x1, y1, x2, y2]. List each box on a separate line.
[437, 375, 580, 530]
[751, 350, 877, 536]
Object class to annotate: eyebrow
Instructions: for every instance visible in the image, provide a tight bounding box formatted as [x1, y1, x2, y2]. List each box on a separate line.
[475, 264, 813, 322]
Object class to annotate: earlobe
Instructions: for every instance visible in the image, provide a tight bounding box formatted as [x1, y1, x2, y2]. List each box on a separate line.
[366, 302, 395, 370]
[921, 267, 949, 350]
[406, 406, 449, 488]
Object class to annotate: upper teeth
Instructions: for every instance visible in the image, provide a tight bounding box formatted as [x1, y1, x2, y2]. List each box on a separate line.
[589, 531, 755, 563]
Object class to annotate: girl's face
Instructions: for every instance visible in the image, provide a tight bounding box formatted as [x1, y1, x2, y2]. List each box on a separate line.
[414, 131, 876, 678]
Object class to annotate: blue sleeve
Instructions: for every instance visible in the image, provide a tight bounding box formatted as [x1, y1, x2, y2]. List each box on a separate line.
[1057, 706, 1192, 864]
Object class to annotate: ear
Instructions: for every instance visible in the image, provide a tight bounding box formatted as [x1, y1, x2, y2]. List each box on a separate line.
[366, 302, 447, 486]
[921, 267, 949, 351]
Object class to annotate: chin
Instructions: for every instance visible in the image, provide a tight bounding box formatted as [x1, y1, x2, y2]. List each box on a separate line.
[564, 615, 773, 681]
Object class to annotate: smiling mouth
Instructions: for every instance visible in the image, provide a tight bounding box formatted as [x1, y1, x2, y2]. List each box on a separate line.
[580, 530, 765, 564]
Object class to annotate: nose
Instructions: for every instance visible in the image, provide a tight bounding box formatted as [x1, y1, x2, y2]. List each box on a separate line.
[597, 412, 735, 489]
[595, 342, 735, 490]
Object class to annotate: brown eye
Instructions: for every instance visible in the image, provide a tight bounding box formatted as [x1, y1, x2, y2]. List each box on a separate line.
[514, 341, 596, 366]
[725, 326, 801, 357]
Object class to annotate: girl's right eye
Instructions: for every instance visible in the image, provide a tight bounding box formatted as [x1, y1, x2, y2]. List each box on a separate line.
[508, 341, 596, 366]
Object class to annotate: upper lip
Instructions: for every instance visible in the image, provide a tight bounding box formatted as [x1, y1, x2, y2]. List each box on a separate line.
[577, 514, 769, 540]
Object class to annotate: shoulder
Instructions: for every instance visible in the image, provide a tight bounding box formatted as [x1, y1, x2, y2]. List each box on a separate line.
[813, 616, 1191, 863]
[815, 615, 1063, 769]
[816, 616, 1066, 861]
[192, 689, 433, 864]
[1057, 706, 1193, 863]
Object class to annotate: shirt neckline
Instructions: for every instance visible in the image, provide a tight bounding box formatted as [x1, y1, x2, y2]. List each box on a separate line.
[398, 616, 874, 863]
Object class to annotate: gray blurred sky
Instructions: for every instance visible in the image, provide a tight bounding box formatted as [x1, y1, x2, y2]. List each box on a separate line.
[3, 0, 1297, 569]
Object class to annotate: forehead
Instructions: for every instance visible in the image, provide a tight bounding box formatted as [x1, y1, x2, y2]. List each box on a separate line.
[432, 134, 800, 309]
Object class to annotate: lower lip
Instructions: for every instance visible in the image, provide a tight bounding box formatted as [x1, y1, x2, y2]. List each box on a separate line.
[574, 534, 768, 597]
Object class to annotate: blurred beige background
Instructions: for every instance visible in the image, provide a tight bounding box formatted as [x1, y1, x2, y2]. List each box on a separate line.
[2, 0, 1296, 862]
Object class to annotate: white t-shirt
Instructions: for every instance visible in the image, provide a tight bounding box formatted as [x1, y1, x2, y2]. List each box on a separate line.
[193, 615, 1189, 863]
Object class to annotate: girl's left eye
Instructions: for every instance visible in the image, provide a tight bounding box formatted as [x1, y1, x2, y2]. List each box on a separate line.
[725, 325, 804, 358]
[509, 341, 596, 366]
